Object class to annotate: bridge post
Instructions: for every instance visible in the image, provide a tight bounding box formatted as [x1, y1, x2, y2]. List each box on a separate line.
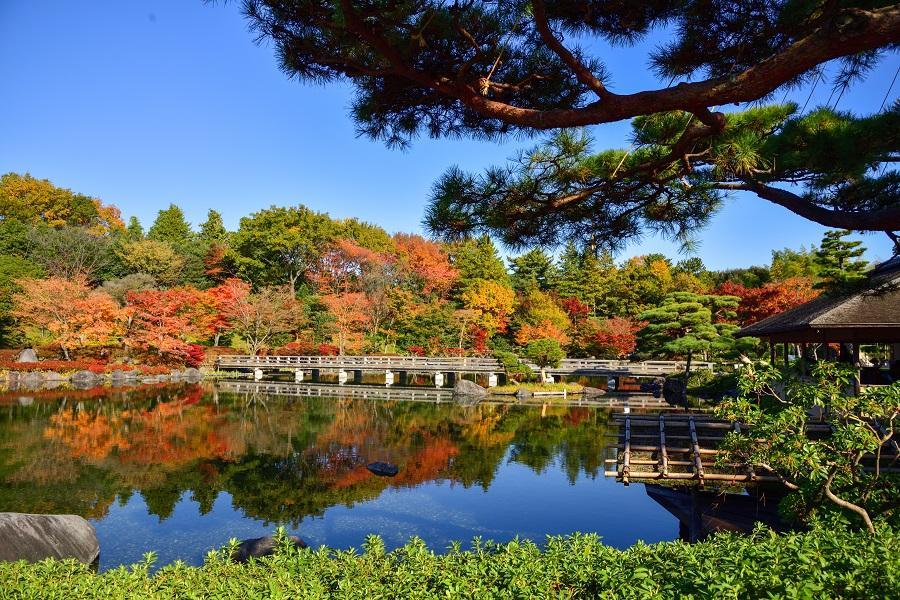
[253, 368, 264, 381]
[353, 370, 363, 384]
[338, 369, 348, 385]
[487, 373, 498, 387]
[295, 370, 304, 383]
[434, 372, 444, 387]
[607, 376, 618, 391]
[384, 370, 394, 386]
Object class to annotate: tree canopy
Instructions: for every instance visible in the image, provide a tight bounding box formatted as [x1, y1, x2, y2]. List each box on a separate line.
[238, 1, 900, 247]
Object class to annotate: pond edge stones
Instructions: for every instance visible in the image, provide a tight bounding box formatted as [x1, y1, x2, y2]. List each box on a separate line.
[0, 513, 100, 565]
[232, 535, 307, 563]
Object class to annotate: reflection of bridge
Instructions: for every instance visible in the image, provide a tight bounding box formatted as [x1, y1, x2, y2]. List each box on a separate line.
[215, 380, 682, 410]
[216, 355, 713, 386]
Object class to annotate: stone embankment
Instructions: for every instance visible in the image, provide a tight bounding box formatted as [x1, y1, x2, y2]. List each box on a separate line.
[0, 368, 204, 390]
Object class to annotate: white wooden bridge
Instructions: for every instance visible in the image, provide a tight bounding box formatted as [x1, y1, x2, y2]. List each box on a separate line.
[215, 355, 712, 386]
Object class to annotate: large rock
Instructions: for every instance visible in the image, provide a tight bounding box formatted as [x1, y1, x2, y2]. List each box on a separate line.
[452, 379, 488, 399]
[15, 349, 38, 363]
[0, 513, 99, 565]
[582, 386, 607, 397]
[183, 368, 203, 381]
[70, 370, 99, 384]
[367, 462, 399, 477]
[232, 535, 307, 563]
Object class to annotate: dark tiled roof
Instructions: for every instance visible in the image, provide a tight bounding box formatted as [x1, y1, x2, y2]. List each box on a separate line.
[737, 257, 900, 337]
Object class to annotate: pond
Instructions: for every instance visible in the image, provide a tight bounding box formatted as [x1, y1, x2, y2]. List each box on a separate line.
[0, 382, 681, 570]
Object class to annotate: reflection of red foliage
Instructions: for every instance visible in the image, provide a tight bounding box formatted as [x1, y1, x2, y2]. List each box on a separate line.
[564, 407, 591, 426]
[394, 436, 458, 485]
[333, 466, 374, 489]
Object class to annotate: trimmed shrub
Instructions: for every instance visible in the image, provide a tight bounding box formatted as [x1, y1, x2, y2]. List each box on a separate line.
[0, 526, 897, 598]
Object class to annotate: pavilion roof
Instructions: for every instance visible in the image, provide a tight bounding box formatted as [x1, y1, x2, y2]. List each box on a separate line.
[736, 256, 900, 343]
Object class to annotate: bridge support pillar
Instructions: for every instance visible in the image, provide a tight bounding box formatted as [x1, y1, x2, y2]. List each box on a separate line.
[253, 368, 264, 381]
[295, 370, 304, 383]
[607, 376, 618, 391]
[384, 371, 394, 386]
[353, 370, 363, 384]
[398, 371, 408, 386]
[434, 372, 444, 388]
[311, 369, 320, 382]
[487, 373, 498, 387]
[338, 369, 348, 385]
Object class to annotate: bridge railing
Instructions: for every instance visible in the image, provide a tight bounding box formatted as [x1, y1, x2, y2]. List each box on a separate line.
[217, 355, 714, 375]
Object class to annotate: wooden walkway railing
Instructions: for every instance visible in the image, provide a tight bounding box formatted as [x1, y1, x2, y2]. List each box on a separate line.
[605, 414, 782, 485]
[605, 413, 897, 486]
[216, 355, 714, 376]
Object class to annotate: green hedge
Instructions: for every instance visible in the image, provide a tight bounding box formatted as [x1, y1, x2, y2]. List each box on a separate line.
[1, 527, 897, 599]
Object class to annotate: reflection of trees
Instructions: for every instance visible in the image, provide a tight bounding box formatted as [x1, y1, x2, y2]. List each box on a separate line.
[0, 386, 614, 525]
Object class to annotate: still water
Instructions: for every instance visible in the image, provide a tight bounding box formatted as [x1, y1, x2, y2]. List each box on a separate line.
[0, 382, 679, 570]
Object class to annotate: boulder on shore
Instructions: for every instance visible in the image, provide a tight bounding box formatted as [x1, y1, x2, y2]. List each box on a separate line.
[452, 379, 488, 399]
[70, 371, 99, 387]
[183, 368, 202, 381]
[582, 386, 607, 397]
[15, 349, 38, 363]
[232, 535, 307, 563]
[0, 512, 99, 565]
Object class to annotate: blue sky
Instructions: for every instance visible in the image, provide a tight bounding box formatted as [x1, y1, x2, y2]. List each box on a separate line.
[1, 1, 897, 269]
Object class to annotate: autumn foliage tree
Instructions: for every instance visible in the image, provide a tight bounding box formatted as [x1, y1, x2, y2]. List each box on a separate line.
[715, 277, 818, 327]
[12, 277, 124, 360]
[224, 286, 304, 355]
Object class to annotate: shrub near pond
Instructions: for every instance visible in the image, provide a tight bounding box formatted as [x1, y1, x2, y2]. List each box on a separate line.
[1, 526, 897, 599]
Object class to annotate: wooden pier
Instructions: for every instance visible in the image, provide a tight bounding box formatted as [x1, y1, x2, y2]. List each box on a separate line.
[604, 413, 783, 485]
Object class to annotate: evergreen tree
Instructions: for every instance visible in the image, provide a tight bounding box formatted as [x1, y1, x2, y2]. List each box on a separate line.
[814, 230, 868, 292]
[771, 246, 820, 281]
[638, 292, 740, 380]
[554, 243, 583, 300]
[449, 235, 508, 297]
[509, 249, 556, 292]
[148, 204, 194, 247]
[199, 209, 228, 244]
[125, 216, 144, 241]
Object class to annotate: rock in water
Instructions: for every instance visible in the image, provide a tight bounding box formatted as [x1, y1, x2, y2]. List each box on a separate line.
[0, 513, 99, 565]
[452, 379, 488, 399]
[582, 386, 606, 397]
[15, 348, 38, 363]
[367, 461, 399, 477]
[232, 535, 307, 563]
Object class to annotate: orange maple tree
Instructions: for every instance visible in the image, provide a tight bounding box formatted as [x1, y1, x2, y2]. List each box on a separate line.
[12, 277, 125, 359]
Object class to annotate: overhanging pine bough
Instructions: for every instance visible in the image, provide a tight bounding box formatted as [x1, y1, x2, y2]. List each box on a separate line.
[238, 1, 900, 244]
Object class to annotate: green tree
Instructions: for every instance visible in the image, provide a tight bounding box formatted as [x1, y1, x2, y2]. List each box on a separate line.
[198, 209, 228, 244]
[524, 338, 565, 370]
[148, 204, 194, 247]
[230, 205, 337, 296]
[338, 218, 394, 253]
[0, 254, 44, 345]
[448, 236, 508, 297]
[509, 249, 556, 292]
[638, 292, 740, 380]
[718, 362, 900, 533]
[116, 239, 184, 286]
[814, 230, 868, 292]
[771, 245, 820, 281]
[124, 216, 145, 241]
[26, 226, 116, 283]
[0, 218, 30, 256]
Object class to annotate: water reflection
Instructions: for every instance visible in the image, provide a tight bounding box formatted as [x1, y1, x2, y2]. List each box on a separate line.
[0, 383, 678, 568]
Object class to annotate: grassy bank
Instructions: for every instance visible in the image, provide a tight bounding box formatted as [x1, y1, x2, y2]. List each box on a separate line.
[0, 527, 896, 598]
[490, 382, 584, 395]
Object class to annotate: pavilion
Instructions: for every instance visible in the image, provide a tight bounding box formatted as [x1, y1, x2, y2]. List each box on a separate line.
[736, 255, 900, 385]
